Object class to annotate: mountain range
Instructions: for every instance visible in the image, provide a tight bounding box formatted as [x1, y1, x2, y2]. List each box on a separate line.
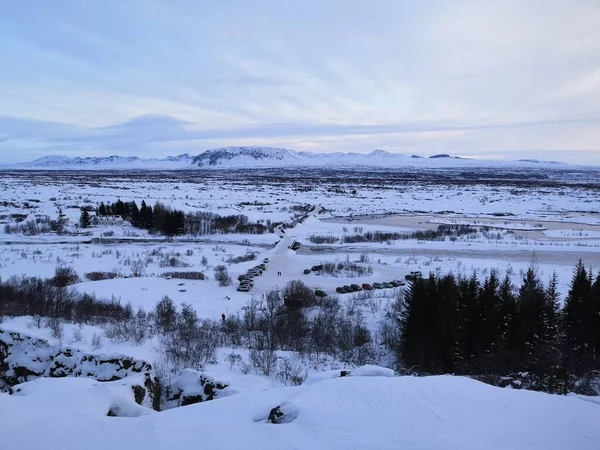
[5, 147, 567, 170]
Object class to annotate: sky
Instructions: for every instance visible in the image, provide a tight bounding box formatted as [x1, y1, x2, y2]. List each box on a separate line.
[0, 0, 599, 164]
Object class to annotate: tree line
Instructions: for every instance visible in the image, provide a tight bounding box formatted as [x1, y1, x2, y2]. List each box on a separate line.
[397, 260, 600, 393]
[97, 199, 277, 236]
[0, 267, 131, 324]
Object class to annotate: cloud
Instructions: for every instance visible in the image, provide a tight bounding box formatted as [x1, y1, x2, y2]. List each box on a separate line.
[0, 0, 599, 163]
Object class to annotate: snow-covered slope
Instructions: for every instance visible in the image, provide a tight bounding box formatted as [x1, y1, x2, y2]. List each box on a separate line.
[191, 146, 302, 167]
[19, 154, 194, 169]
[9, 147, 574, 170]
[1, 373, 599, 450]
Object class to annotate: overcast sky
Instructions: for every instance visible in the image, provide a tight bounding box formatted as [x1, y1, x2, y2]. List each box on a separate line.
[1, 0, 599, 164]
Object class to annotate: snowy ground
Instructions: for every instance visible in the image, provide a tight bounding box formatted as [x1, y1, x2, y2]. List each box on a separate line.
[1, 167, 600, 448]
[1, 169, 599, 315]
[1, 371, 599, 450]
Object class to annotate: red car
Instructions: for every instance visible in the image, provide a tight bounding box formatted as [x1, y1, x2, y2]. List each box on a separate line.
[362, 283, 373, 291]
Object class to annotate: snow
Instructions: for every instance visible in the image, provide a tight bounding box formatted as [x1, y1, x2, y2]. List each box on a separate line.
[1, 374, 599, 450]
[9, 146, 593, 170]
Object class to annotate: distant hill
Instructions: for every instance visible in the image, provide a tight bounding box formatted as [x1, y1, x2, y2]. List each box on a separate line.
[9, 147, 570, 170]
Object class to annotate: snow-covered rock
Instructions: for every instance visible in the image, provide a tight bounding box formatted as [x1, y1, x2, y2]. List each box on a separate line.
[0, 327, 159, 408]
[167, 368, 229, 407]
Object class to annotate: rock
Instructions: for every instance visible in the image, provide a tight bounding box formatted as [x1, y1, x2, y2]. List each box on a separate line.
[170, 369, 229, 407]
[268, 402, 299, 424]
[268, 406, 284, 423]
[0, 327, 155, 405]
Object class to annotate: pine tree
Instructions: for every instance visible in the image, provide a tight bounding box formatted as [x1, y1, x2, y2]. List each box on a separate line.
[590, 271, 600, 369]
[563, 260, 593, 373]
[399, 276, 432, 373]
[79, 209, 91, 228]
[515, 267, 548, 373]
[433, 274, 463, 373]
[458, 273, 480, 371]
[98, 202, 107, 216]
[498, 274, 518, 371]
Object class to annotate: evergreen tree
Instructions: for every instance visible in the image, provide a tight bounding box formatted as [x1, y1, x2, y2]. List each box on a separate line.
[563, 260, 594, 373]
[114, 199, 125, 218]
[399, 276, 433, 373]
[79, 209, 91, 228]
[497, 274, 518, 370]
[98, 202, 107, 216]
[458, 273, 480, 371]
[515, 267, 549, 373]
[129, 201, 140, 227]
[590, 271, 600, 369]
[433, 274, 463, 373]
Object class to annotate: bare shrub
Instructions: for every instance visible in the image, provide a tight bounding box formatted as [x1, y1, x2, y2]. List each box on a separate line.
[154, 296, 177, 334]
[249, 348, 278, 376]
[85, 271, 119, 281]
[71, 326, 84, 343]
[157, 303, 218, 371]
[277, 355, 307, 386]
[30, 315, 44, 328]
[161, 271, 205, 280]
[46, 316, 64, 343]
[282, 280, 316, 309]
[91, 333, 102, 349]
[214, 265, 231, 287]
[130, 258, 147, 277]
[52, 265, 80, 287]
[226, 252, 257, 264]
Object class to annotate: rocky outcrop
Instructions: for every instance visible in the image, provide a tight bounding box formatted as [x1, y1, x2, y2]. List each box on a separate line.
[0, 327, 160, 409]
[166, 368, 229, 408]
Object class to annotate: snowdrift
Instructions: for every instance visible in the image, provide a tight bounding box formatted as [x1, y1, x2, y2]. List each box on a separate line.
[1, 373, 599, 450]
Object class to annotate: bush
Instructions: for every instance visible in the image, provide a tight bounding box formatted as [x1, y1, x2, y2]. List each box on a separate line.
[249, 348, 278, 376]
[214, 265, 231, 287]
[226, 252, 257, 264]
[52, 265, 80, 287]
[161, 271, 205, 280]
[157, 304, 219, 372]
[154, 296, 177, 334]
[282, 280, 316, 309]
[85, 271, 119, 281]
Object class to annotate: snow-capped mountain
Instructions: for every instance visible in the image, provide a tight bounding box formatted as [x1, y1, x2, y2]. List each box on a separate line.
[10, 147, 571, 170]
[191, 146, 302, 167]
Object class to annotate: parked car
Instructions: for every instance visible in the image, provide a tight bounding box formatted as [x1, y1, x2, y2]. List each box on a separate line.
[350, 284, 362, 292]
[303, 269, 311, 275]
[405, 271, 423, 282]
[373, 282, 383, 289]
[390, 280, 402, 287]
[336, 287, 345, 294]
[258, 264, 266, 270]
[237, 285, 251, 292]
[343, 285, 353, 293]
[362, 283, 373, 290]
[263, 258, 269, 263]
[382, 282, 393, 289]
[238, 275, 250, 281]
[314, 289, 328, 298]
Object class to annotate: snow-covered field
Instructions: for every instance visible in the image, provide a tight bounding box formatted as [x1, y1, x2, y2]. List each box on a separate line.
[1, 166, 600, 448]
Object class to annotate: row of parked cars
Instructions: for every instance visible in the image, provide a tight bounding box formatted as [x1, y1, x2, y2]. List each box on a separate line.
[334, 272, 424, 295]
[237, 258, 270, 292]
[335, 279, 407, 294]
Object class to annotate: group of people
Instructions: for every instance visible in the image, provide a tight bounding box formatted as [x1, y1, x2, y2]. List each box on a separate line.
[277, 271, 283, 276]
